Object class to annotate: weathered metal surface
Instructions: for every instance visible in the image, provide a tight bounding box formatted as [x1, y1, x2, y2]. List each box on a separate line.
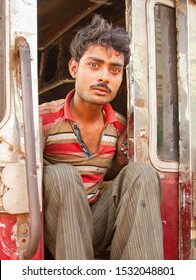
[0, 0, 43, 260]
[189, 0, 196, 217]
[0, 213, 44, 260]
[130, 0, 149, 164]
[1, 163, 28, 213]
[147, 0, 178, 172]
[129, 0, 179, 259]
[160, 173, 179, 259]
[189, 0, 196, 256]
[176, 0, 196, 259]
[17, 36, 41, 260]
[193, 172, 196, 217]
[0, 214, 18, 259]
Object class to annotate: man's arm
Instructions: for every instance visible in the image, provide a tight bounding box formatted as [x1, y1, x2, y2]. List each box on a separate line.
[104, 129, 129, 181]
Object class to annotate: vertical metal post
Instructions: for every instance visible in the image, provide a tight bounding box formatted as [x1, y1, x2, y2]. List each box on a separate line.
[16, 36, 41, 260]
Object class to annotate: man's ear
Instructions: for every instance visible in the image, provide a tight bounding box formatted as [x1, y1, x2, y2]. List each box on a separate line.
[68, 58, 78, 78]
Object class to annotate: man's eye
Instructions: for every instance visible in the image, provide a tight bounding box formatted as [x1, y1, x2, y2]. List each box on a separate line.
[111, 68, 121, 74]
[89, 62, 99, 68]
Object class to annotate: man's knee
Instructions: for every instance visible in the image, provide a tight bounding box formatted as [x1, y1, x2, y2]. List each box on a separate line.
[124, 162, 158, 176]
[44, 163, 82, 193]
[120, 162, 161, 196]
[122, 162, 159, 180]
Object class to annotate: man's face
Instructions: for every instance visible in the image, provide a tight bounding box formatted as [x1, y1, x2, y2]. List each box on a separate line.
[69, 44, 124, 106]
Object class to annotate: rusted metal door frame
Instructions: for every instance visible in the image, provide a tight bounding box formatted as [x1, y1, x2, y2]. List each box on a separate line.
[176, 0, 196, 260]
[16, 36, 41, 260]
[188, 0, 196, 260]
[0, 0, 43, 260]
[128, 0, 179, 259]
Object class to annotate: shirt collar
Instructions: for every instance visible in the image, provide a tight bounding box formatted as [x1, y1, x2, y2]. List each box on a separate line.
[64, 89, 118, 124]
[64, 89, 75, 121]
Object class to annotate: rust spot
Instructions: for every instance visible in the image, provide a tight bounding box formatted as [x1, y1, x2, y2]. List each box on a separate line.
[9, 146, 14, 152]
[189, 0, 196, 5]
[17, 214, 30, 259]
[20, 225, 28, 234]
[133, 98, 146, 108]
[0, 136, 25, 157]
[192, 171, 196, 217]
[16, 37, 29, 50]
[19, 155, 26, 160]
[140, 128, 146, 138]
[136, 136, 149, 163]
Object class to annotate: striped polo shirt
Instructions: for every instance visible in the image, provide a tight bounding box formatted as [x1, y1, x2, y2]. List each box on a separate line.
[39, 89, 126, 204]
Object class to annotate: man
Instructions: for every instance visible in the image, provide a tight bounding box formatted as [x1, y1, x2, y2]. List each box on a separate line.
[39, 14, 164, 260]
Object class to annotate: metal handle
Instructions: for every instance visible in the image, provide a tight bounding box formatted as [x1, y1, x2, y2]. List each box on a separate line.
[16, 37, 41, 260]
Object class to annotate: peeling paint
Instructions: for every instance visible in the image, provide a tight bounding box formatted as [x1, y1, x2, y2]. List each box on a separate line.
[140, 128, 146, 137]
[133, 98, 146, 108]
[0, 223, 6, 228]
[11, 223, 18, 242]
[0, 220, 17, 257]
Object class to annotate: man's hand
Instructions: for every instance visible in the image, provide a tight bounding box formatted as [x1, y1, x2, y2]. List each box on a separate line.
[104, 129, 129, 181]
[115, 128, 129, 166]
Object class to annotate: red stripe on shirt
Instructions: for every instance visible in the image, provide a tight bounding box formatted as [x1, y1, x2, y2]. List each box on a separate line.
[44, 143, 82, 154]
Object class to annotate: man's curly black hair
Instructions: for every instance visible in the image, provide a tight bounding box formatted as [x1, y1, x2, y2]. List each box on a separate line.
[70, 14, 130, 67]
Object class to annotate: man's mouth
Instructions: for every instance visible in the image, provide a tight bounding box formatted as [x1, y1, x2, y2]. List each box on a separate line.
[90, 84, 112, 94]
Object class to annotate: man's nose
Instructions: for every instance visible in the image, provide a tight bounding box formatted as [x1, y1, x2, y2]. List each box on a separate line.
[98, 68, 109, 83]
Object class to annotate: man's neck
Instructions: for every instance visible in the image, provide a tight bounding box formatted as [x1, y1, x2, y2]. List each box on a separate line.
[70, 93, 104, 124]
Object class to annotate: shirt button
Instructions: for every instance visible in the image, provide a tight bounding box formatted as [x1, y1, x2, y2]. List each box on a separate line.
[80, 143, 85, 148]
[74, 124, 78, 129]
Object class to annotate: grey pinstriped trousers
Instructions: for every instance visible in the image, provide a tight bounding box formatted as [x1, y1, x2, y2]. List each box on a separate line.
[44, 162, 164, 260]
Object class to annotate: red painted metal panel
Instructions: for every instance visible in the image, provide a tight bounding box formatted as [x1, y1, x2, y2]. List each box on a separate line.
[160, 173, 179, 259]
[0, 214, 17, 260]
[0, 213, 44, 260]
[179, 179, 192, 259]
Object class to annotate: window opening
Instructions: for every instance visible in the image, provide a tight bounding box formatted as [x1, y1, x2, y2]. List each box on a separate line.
[155, 4, 179, 161]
